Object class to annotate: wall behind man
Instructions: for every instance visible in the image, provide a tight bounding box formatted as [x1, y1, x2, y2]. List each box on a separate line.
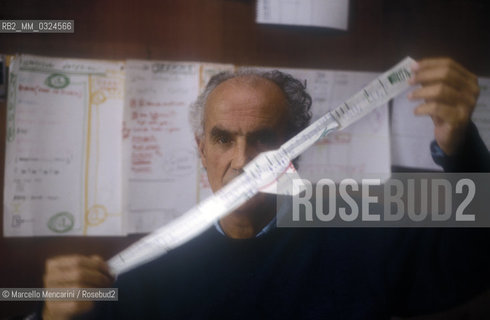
[0, 0, 489, 317]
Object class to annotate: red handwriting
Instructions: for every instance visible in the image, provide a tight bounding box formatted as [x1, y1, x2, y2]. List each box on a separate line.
[315, 132, 352, 146]
[129, 98, 185, 174]
[131, 135, 162, 173]
[129, 98, 186, 108]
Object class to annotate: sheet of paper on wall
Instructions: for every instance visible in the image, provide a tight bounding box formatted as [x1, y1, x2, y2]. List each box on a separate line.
[390, 77, 490, 170]
[3, 54, 126, 236]
[123, 60, 201, 233]
[256, 0, 349, 30]
[390, 87, 440, 170]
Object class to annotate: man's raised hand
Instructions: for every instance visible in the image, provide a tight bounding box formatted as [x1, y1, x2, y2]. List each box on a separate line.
[42, 254, 113, 320]
[409, 57, 480, 155]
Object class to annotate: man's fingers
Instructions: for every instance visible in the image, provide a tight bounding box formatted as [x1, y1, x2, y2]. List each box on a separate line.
[411, 58, 480, 95]
[44, 254, 114, 288]
[46, 254, 111, 276]
[45, 301, 94, 314]
[413, 102, 470, 125]
[408, 57, 478, 155]
[89, 255, 112, 276]
[414, 57, 476, 81]
[43, 301, 94, 320]
[409, 83, 477, 107]
[44, 268, 113, 288]
[411, 67, 479, 94]
[42, 255, 111, 320]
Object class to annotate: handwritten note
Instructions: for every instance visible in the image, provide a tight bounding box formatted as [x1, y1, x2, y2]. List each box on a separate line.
[4, 54, 125, 236]
[123, 60, 201, 233]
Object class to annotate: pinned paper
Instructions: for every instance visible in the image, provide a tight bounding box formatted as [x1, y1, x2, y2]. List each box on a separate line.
[256, 0, 349, 30]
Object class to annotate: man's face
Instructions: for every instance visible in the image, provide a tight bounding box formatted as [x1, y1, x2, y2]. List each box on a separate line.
[197, 76, 289, 212]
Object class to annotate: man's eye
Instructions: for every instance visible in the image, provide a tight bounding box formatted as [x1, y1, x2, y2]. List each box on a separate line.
[216, 135, 231, 144]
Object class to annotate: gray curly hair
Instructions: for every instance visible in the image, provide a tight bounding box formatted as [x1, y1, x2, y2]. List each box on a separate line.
[189, 69, 312, 140]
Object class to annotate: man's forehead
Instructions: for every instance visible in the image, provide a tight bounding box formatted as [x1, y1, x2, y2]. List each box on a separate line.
[202, 74, 290, 135]
[217, 74, 276, 88]
[213, 75, 284, 96]
[204, 75, 287, 111]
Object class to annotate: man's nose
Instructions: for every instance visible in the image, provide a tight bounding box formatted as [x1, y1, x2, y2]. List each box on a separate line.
[231, 140, 256, 171]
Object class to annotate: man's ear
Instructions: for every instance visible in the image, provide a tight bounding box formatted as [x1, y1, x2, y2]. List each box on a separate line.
[195, 135, 207, 169]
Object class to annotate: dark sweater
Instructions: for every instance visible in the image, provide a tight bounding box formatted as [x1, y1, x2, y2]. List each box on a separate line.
[90, 226, 490, 319]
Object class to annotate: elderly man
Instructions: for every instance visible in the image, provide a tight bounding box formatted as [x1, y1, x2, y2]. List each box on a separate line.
[42, 58, 490, 319]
